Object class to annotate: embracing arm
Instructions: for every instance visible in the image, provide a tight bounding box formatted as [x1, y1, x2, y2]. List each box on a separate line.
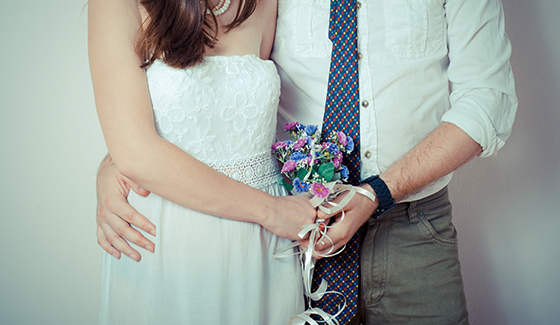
[88, 0, 315, 242]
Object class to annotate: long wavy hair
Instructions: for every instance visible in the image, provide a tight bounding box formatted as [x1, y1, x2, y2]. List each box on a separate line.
[135, 0, 258, 69]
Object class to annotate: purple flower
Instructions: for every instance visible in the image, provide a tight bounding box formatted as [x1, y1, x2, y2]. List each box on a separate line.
[293, 178, 310, 193]
[281, 160, 297, 173]
[304, 124, 318, 136]
[337, 132, 348, 146]
[312, 182, 330, 199]
[289, 152, 307, 161]
[346, 137, 354, 153]
[293, 137, 308, 150]
[271, 141, 287, 150]
[284, 121, 301, 131]
[340, 165, 349, 179]
[333, 156, 342, 168]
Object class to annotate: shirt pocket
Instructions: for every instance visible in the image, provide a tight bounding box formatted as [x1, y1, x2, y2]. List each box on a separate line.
[276, 0, 332, 58]
[384, 0, 446, 59]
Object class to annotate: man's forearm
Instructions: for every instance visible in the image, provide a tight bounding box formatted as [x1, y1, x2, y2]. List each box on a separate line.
[380, 122, 482, 202]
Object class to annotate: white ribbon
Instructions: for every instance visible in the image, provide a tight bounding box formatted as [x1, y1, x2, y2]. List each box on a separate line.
[274, 182, 376, 325]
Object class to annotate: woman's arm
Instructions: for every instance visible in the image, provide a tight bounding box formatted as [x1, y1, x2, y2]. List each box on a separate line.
[88, 0, 315, 241]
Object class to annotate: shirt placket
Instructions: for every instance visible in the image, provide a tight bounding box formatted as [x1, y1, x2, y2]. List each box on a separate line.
[356, 0, 379, 180]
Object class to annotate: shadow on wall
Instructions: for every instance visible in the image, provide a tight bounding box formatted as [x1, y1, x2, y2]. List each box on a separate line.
[450, 0, 560, 324]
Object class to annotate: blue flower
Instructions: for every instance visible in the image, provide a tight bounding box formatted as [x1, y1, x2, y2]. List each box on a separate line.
[346, 137, 354, 153]
[327, 143, 340, 155]
[293, 178, 310, 193]
[306, 136, 314, 146]
[304, 124, 318, 136]
[340, 165, 349, 179]
[289, 152, 307, 161]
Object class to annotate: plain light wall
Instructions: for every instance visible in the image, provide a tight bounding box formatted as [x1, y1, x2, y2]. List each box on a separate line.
[0, 0, 558, 324]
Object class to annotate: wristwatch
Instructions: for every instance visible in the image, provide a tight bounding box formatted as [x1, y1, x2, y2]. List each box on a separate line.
[362, 175, 396, 219]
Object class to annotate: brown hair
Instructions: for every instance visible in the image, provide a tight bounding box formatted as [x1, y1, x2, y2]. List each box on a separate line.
[135, 0, 258, 69]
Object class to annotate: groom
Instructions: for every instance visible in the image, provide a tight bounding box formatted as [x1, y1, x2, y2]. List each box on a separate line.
[95, 0, 517, 323]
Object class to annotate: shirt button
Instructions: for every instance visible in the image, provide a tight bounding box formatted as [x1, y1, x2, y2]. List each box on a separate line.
[364, 151, 372, 159]
[361, 100, 369, 108]
[358, 52, 363, 60]
[356, 2, 362, 9]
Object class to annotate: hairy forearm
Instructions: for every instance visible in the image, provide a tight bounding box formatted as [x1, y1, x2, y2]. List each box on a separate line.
[380, 122, 482, 202]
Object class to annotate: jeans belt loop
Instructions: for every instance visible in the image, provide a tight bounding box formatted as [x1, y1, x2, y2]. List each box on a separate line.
[407, 200, 419, 223]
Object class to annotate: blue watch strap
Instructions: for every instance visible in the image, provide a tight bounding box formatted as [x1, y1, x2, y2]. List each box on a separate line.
[362, 175, 396, 219]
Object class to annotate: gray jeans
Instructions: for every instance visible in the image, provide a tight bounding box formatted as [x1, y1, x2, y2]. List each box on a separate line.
[354, 187, 469, 325]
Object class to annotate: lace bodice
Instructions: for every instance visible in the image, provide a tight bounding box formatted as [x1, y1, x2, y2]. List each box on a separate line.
[147, 55, 280, 161]
[146, 55, 281, 187]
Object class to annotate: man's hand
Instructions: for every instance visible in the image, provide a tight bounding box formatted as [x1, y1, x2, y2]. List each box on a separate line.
[300, 185, 378, 259]
[96, 155, 156, 261]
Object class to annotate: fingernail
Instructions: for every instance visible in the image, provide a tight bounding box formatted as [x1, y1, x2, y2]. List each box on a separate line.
[112, 252, 120, 259]
[130, 254, 139, 261]
[146, 245, 154, 253]
[149, 229, 156, 236]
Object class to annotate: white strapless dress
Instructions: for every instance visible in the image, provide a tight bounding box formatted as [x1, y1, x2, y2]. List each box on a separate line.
[99, 55, 304, 325]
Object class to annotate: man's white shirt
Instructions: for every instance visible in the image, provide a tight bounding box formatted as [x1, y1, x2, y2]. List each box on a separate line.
[271, 0, 517, 202]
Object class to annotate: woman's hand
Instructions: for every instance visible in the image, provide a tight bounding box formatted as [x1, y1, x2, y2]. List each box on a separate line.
[261, 195, 317, 241]
[96, 155, 156, 262]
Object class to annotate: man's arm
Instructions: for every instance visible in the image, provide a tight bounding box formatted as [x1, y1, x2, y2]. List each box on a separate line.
[96, 154, 156, 261]
[310, 122, 481, 256]
[307, 0, 516, 256]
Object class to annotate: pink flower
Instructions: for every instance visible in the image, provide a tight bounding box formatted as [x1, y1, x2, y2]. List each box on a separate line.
[293, 137, 307, 150]
[337, 132, 348, 146]
[312, 182, 330, 199]
[300, 157, 312, 166]
[281, 160, 297, 173]
[284, 121, 300, 131]
[271, 141, 287, 150]
[333, 156, 342, 168]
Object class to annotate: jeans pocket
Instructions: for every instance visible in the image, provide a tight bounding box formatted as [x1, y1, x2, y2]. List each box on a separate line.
[417, 202, 458, 245]
[276, 0, 332, 58]
[384, 0, 446, 59]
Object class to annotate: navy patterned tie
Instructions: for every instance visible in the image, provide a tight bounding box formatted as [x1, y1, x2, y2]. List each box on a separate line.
[311, 0, 360, 323]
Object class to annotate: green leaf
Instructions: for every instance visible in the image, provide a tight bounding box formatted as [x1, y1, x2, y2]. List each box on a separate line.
[297, 168, 309, 181]
[318, 162, 334, 182]
[312, 164, 320, 173]
[282, 179, 294, 192]
[332, 172, 341, 181]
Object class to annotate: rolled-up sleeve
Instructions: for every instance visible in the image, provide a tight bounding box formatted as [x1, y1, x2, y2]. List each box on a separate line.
[441, 0, 518, 157]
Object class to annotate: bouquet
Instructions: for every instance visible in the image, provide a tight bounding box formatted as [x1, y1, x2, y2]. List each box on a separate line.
[272, 122, 374, 325]
[272, 121, 354, 200]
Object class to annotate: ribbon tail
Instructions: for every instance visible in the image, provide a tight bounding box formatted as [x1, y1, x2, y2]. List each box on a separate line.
[273, 241, 301, 258]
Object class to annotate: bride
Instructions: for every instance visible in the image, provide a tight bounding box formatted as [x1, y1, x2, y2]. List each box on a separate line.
[88, 0, 315, 323]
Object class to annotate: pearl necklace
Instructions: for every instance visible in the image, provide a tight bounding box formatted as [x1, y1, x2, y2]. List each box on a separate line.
[207, 0, 231, 16]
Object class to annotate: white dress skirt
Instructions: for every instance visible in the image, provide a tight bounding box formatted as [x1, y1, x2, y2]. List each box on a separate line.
[99, 56, 305, 325]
